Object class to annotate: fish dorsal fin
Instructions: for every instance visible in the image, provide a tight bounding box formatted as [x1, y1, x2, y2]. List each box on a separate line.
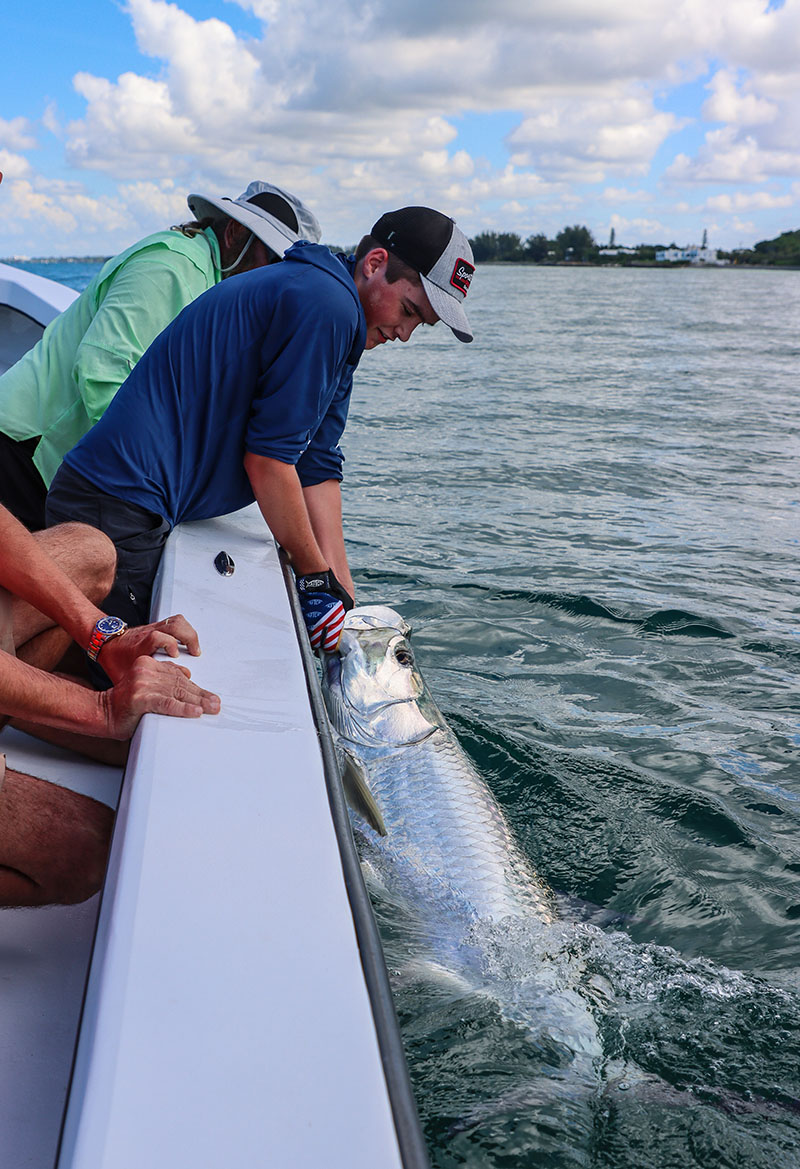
[340, 748, 387, 837]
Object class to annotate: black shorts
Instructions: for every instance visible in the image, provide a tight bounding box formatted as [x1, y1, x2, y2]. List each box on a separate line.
[0, 432, 48, 531]
[46, 463, 171, 630]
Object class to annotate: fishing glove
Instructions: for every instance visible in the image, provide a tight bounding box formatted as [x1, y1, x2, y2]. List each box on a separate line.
[295, 569, 354, 652]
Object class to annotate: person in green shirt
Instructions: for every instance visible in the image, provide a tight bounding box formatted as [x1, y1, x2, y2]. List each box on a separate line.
[0, 180, 321, 530]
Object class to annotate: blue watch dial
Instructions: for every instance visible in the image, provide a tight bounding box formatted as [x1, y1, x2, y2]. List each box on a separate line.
[97, 616, 126, 635]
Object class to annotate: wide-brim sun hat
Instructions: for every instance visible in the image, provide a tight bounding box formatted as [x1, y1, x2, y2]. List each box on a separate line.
[370, 206, 475, 342]
[187, 181, 321, 257]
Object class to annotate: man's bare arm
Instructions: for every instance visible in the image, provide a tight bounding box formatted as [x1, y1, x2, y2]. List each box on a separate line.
[302, 479, 354, 599]
[244, 452, 330, 574]
[0, 650, 219, 740]
[0, 507, 204, 677]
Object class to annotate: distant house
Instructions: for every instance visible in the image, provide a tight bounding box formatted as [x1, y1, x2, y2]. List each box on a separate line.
[655, 245, 726, 265]
[598, 247, 637, 256]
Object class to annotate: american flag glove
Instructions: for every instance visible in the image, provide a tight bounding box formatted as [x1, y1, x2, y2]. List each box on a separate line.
[295, 570, 353, 652]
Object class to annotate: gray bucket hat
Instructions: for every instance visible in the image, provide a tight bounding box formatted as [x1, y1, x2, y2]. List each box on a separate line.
[187, 181, 321, 257]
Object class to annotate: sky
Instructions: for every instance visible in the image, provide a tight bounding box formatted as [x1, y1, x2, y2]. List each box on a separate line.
[2, 0, 799, 257]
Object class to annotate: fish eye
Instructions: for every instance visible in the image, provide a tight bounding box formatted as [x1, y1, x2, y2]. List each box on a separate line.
[394, 645, 414, 668]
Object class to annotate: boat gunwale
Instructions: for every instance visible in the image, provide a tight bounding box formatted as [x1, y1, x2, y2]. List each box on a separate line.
[279, 550, 431, 1169]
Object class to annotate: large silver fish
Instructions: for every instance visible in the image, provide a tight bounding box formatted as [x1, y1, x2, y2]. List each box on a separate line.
[322, 607, 780, 1139]
[322, 605, 551, 924]
[321, 605, 604, 1069]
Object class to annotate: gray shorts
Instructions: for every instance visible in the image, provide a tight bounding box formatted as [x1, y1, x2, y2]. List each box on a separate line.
[46, 463, 171, 630]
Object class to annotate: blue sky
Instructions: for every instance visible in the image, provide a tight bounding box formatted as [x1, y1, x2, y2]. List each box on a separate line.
[2, 0, 798, 257]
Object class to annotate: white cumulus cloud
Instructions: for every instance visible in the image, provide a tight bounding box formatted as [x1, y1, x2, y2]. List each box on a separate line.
[4, 0, 800, 253]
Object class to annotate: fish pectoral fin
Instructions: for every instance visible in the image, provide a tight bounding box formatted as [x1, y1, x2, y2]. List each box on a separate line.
[340, 749, 387, 837]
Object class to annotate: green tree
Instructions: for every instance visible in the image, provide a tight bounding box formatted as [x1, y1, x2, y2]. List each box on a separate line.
[495, 232, 524, 261]
[524, 233, 550, 262]
[555, 224, 596, 261]
[470, 232, 500, 262]
[469, 231, 525, 262]
[753, 228, 800, 266]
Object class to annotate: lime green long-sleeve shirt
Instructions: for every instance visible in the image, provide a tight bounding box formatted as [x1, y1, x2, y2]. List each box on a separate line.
[0, 227, 222, 487]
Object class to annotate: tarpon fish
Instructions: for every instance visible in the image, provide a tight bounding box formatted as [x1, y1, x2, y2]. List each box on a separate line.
[322, 605, 552, 925]
[323, 610, 777, 1128]
[321, 605, 604, 1070]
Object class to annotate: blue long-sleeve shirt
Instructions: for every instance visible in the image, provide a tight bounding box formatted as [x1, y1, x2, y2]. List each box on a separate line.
[62, 243, 366, 526]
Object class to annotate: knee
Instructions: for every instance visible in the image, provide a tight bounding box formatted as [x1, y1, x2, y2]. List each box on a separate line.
[61, 523, 117, 603]
[50, 799, 114, 905]
[0, 771, 114, 907]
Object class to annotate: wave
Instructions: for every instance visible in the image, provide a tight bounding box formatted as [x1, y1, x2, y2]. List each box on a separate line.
[453, 583, 736, 638]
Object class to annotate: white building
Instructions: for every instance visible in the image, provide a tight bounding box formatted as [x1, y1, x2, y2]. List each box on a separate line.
[655, 245, 726, 265]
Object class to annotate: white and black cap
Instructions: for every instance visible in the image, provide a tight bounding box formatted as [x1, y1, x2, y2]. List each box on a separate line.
[187, 181, 321, 258]
[371, 206, 475, 342]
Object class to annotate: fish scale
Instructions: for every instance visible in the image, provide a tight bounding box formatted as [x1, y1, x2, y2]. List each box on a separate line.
[360, 732, 552, 925]
[321, 604, 603, 1084]
[321, 605, 553, 930]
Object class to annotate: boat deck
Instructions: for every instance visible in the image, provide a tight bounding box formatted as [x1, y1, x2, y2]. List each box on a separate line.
[0, 507, 427, 1169]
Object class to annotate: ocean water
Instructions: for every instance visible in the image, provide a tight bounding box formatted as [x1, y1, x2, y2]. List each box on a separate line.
[344, 265, 800, 1168]
[16, 257, 800, 1166]
[7, 258, 103, 293]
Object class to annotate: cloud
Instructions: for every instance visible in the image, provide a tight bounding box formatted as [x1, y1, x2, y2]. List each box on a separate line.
[665, 126, 800, 183]
[705, 189, 793, 212]
[0, 116, 37, 152]
[607, 212, 673, 240]
[2, 179, 79, 234]
[6, 0, 800, 254]
[703, 68, 778, 126]
[601, 186, 653, 203]
[508, 94, 684, 180]
[60, 0, 706, 186]
[0, 172, 193, 252]
[0, 150, 34, 181]
[68, 71, 197, 172]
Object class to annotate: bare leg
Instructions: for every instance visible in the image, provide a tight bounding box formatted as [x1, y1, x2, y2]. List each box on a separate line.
[0, 757, 113, 906]
[7, 524, 120, 759]
[12, 522, 116, 648]
[16, 625, 73, 673]
[9, 719, 129, 767]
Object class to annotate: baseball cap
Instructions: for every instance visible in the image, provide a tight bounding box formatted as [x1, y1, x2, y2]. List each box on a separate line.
[370, 207, 475, 342]
[187, 181, 321, 258]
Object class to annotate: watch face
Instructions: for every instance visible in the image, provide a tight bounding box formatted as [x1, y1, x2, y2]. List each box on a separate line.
[97, 616, 126, 636]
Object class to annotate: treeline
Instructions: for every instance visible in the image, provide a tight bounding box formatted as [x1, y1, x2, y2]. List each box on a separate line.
[468, 225, 800, 266]
[731, 229, 800, 267]
[469, 225, 602, 263]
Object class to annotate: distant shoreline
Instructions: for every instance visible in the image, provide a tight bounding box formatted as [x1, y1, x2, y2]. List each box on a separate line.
[466, 259, 800, 271]
[2, 256, 112, 264]
[4, 255, 799, 272]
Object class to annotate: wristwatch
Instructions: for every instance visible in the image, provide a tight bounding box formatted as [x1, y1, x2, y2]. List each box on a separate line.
[87, 615, 129, 661]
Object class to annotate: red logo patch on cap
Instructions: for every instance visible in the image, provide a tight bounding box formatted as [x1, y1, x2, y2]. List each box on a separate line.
[450, 258, 474, 296]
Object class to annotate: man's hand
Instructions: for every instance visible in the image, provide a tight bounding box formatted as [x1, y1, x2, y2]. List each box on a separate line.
[296, 569, 354, 652]
[97, 614, 201, 684]
[100, 656, 220, 740]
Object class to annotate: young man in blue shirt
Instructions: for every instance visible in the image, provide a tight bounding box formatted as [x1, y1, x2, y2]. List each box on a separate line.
[46, 207, 476, 654]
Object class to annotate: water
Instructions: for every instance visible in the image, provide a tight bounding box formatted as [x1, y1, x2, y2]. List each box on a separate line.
[18, 258, 800, 1165]
[6, 258, 104, 293]
[344, 265, 800, 1167]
